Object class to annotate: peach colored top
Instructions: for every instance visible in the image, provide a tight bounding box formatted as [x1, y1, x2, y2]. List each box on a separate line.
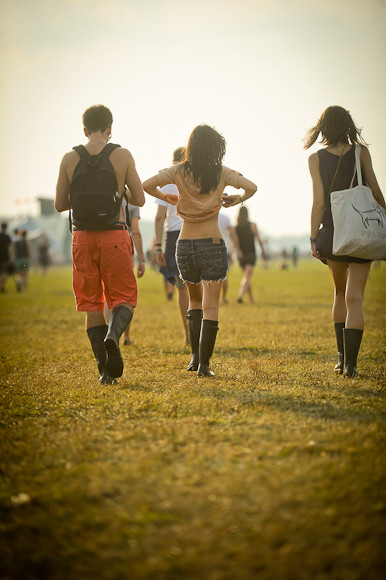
[157, 164, 242, 223]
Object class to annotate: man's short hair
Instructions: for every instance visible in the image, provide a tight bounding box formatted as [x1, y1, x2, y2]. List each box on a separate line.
[82, 105, 113, 134]
[1, 222, 7, 231]
[173, 147, 185, 163]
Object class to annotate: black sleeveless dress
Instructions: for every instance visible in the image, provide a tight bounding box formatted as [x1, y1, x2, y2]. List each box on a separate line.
[316, 145, 370, 264]
[236, 222, 256, 268]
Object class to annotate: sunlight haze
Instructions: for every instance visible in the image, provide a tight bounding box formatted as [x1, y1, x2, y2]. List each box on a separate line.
[0, 0, 385, 236]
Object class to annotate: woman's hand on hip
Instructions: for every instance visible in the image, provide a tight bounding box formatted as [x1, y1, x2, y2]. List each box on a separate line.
[222, 194, 241, 207]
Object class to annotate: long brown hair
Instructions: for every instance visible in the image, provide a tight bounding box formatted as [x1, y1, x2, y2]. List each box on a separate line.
[303, 106, 367, 149]
[237, 206, 249, 226]
[182, 125, 226, 194]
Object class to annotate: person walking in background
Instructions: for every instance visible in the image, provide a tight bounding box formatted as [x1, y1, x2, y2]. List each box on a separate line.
[104, 201, 146, 346]
[14, 230, 32, 291]
[37, 234, 50, 276]
[143, 124, 257, 377]
[292, 246, 299, 269]
[218, 207, 236, 304]
[55, 104, 145, 384]
[304, 105, 385, 378]
[280, 247, 289, 270]
[0, 222, 13, 293]
[123, 201, 146, 345]
[234, 206, 265, 304]
[154, 147, 189, 345]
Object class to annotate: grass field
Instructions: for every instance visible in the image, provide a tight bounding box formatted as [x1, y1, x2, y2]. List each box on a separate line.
[0, 260, 385, 580]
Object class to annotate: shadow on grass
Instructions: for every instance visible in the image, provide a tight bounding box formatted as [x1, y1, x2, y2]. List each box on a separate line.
[118, 382, 153, 392]
[257, 301, 331, 310]
[191, 377, 385, 424]
[255, 391, 385, 422]
[218, 346, 320, 358]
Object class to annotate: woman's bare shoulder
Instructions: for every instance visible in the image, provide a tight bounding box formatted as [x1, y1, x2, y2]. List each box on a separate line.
[308, 151, 320, 170]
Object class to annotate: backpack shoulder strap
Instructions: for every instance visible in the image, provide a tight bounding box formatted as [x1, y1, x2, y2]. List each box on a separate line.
[72, 143, 120, 158]
[73, 145, 89, 158]
[99, 143, 121, 158]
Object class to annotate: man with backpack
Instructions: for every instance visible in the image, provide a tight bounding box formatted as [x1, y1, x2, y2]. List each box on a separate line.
[55, 105, 145, 384]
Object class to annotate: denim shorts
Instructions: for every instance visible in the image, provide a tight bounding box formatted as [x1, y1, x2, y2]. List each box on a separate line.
[176, 238, 228, 284]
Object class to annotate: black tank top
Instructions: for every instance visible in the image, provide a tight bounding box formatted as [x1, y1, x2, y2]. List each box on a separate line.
[318, 146, 363, 227]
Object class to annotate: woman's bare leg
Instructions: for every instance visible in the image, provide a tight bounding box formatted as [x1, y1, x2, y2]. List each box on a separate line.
[238, 265, 254, 302]
[202, 280, 223, 320]
[185, 281, 203, 311]
[345, 262, 371, 329]
[326, 260, 348, 323]
[177, 286, 190, 344]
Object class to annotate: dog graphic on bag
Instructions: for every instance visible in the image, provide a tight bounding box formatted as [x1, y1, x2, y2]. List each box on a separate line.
[352, 203, 384, 229]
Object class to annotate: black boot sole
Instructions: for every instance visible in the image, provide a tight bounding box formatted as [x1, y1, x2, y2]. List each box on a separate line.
[187, 354, 199, 371]
[334, 354, 344, 374]
[104, 337, 123, 378]
[99, 370, 118, 385]
[197, 364, 215, 378]
[343, 366, 359, 378]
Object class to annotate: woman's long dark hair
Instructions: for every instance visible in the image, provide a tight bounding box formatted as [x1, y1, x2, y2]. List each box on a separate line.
[237, 206, 249, 227]
[303, 106, 367, 149]
[182, 125, 226, 194]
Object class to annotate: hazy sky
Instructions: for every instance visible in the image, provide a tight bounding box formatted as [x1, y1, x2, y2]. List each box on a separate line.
[0, 0, 385, 236]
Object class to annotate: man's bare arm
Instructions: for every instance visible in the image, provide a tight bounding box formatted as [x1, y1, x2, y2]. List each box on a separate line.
[124, 151, 145, 207]
[131, 217, 146, 261]
[131, 216, 146, 278]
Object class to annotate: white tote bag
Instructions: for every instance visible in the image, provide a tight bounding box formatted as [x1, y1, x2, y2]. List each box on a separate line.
[331, 144, 386, 260]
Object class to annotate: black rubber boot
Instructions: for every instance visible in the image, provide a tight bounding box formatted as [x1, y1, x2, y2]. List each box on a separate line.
[187, 309, 203, 371]
[343, 328, 363, 378]
[86, 325, 117, 385]
[334, 322, 345, 374]
[197, 319, 219, 378]
[104, 306, 133, 378]
[86, 325, 108, 375]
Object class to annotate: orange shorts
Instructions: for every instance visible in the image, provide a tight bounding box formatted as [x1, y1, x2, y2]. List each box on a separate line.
[72, 229, 137, 311]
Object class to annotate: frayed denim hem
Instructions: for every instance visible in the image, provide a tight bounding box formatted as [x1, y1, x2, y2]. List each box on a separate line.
[181, 271, 229, 285]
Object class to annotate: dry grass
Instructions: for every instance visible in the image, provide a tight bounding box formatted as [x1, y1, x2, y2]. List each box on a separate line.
[0, 260, 385, 580]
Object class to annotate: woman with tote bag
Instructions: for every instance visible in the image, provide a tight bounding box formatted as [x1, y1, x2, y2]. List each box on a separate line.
[304, 106, 385, 378]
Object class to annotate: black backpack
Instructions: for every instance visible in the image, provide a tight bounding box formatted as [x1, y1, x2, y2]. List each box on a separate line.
[70, 143, 125, 230]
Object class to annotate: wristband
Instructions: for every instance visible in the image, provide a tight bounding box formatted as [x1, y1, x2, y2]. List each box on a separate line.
[310, 237, 317, 243]
[154, 243, 162, 247]
[239, 195, 244, 205]
[140, 259, 146, 262]
[154, 248, 162, 254]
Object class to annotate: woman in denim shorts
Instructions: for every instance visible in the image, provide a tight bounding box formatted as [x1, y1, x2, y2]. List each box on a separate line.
[143, 125, 257, 377]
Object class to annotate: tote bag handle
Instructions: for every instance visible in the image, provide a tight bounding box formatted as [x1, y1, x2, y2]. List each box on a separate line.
[349, 144, 363, 188]
[326, 145, 346, 202]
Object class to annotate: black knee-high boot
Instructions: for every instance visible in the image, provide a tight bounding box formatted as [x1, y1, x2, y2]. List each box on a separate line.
[343, 328, 363, 378]
[334, 322, 345, 374]
[86, 325, 116, 384]
[187, 309, 203, 371]
[197, 319, 219, 378]
[104, 306, 133, 378]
